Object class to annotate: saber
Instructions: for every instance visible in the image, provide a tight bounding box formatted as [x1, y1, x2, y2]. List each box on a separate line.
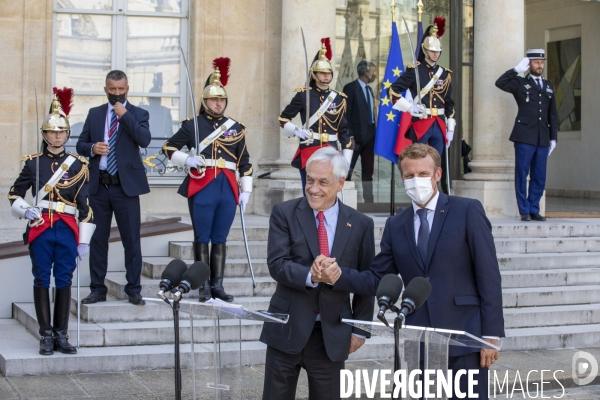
[179, 46, 200, 159]
[402, 17, 422, 107]
[301, 28, 311, 131]
[77, 256, 80, 348]
[445, 144, 451, 195]
[29, 89, 44, 228]
[239, 205, 256, 288]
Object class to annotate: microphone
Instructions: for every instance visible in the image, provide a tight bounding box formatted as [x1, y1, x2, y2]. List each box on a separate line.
[173, 261, 210, 301]
[157, 259, 188, 300]
[397, 277, 432, 322]
[376, 274, 403, 327]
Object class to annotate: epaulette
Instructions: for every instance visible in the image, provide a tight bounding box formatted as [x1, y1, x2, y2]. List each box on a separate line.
[443, 66, 453, 73]
[69, 152, 89, 164]
[406, 62, 420, 69]
[180, 117, 193, 124]
[294, 87, 307, 93]
[227, 116, 246, 129]
[332, 89, 347, 98]
[21, 152, 42, 162]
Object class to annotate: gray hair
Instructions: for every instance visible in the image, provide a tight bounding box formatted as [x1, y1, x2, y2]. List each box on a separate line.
[306, 147, 349, 180]
[357, 61, 376, 77]
[106, 70, 128, 84]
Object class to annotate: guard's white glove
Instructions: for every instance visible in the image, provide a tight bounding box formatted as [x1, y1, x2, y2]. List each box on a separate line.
[77, 243, 90, 260]
[549, 140, 557, 156]
[446, 130, 454, 145]
[25, 207, 42, 221]
[446, 117, 456, 145]
[294, 128, 311, 140]
[342, 149, 353, 166]
[514, 57, 530, 74]
[185, 156, 205, 169]
[238, 192, 251, 213]
[409, 103, 426, 118]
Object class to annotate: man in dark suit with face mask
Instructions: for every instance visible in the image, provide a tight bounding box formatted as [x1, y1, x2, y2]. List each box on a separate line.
[76, 70, 152, 306]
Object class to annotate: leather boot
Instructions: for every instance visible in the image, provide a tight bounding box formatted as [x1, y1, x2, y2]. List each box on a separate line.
[33, 286, 54, 355]
[210, 243, 233, 302]
[195, 242, 212, 302]
[53, 286, 77, 354]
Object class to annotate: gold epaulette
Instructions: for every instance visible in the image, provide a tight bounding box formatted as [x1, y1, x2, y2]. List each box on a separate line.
[294, 87, 307, 93]
[69, 152, 89, 164]
[229, 117, 245, 129]
[332, 89, 347, 99]
[406, 62, 420, 69]
[21, 152, 42, 162]
[443, 66, 453, 73]
[180, 117, 193, 124]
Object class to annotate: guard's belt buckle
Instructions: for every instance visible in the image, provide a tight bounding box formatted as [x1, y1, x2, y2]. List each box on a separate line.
[430, 108, 438, 116]
[56, 202, 66, 213]
[217, 158, 226, 168]
[321, 133, 329, 142]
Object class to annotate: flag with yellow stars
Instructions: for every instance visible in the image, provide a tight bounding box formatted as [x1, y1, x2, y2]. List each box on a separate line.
[374, 21, 404, 163]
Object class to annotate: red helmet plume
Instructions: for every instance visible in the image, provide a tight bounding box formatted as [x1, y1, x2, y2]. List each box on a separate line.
[434, 17, 445, 38]
[212, 57, 230, 87]
[321, 38, 332, 61]
[52, 87, 74, 116]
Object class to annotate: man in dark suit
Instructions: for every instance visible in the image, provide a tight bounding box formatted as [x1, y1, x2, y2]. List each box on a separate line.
[260, 146, 375, 400]
[320, 143, 504, 399]
[76, 70, 152, 305]
[496, 48, 558, 221]
[343, 61, 376, 203]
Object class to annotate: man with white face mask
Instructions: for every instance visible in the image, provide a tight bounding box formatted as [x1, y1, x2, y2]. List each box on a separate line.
[319, 143, 505, 399]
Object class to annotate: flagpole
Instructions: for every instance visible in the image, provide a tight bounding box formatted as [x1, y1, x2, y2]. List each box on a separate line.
[389, 3, 397, 217]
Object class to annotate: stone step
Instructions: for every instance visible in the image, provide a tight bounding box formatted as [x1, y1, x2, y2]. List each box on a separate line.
[224, 226, 270, 242]
[105, 273, 276, 301]
[503, 304, 600, 329]
[503, 323, 600, 351]
[497, 252, 600, 271]
[500, 267, 600, 288]
[142, 256, 270, 280]
[0, 317, 395, 376]
[503, 285, 600, 307]
[494, 237, 600, 254]
[169, 241, 268, 260]
[491, 221, 600, 239]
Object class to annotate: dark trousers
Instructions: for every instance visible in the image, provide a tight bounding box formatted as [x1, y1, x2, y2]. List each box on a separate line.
[188, 173, 237, 245]
[89, 182, 142, 296]
[348, 129, 375, 203]
[300, 168, 307, 195]
[29, 220, 77, 289]
[448, 352, 489, 399]
[262, 324, 345, 400]
[514, 142, 549, 215]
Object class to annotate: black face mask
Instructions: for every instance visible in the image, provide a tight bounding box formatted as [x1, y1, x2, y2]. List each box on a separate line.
[107, 93, 126, 105]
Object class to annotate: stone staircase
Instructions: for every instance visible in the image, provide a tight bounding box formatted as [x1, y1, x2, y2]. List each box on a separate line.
[3, 218, 600, 376]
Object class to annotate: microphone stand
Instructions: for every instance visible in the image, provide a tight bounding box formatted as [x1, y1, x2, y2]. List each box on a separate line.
[390, 305, 402, 400]
[162, 292, 182, 400]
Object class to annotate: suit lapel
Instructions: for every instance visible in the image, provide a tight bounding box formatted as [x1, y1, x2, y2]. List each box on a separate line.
[403, 208, 426, 271]
[425, 192, 450, 268]
[97, 104, 109, 142]
[356, 80, 369, 111]
[330, 202, 352, 261]
[296, 198, 320, 259]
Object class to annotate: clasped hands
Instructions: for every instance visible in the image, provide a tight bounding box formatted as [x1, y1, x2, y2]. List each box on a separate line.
[310, 254, 341, 285]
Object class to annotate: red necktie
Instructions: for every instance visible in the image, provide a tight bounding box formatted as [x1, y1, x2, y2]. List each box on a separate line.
[317, 211, 329, 257]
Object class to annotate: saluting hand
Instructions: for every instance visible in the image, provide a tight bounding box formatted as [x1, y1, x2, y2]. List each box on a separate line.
[113, 102, 127, 117]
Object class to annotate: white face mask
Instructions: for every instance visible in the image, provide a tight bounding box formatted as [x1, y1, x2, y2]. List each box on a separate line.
[404, 176, 434, 205]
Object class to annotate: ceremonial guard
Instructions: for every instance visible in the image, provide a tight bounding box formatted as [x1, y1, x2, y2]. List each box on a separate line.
[163, 58, 252, 302]
[495, 49, 558, 221]
[8, 89, 95, 355]
[389, 17, 455, 159]
[278, 38, 352, 190]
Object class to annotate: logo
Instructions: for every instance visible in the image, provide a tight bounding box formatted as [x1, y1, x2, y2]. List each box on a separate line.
[572, 351, 598, 386]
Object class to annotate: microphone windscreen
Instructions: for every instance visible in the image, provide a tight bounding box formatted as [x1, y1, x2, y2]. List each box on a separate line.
[376, 274, 403, 304]
[182, 261, 210, 290]
[402, 277, 432, 309]
[161, 259, 188, 283]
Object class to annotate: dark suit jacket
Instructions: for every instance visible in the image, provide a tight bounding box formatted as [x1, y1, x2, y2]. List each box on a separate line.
[495, 69, 558, 147]
[76, 102, 152, 197]
[343, 79, 375, 144]
[259, 197, 375, 363]
[335, 193, 505, 357]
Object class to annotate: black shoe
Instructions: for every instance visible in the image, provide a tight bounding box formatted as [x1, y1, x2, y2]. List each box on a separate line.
[33, 286, 54, 355]
[128, 293, 145, 305]
[81, 292, 106, 304]
[194, 243, 212, 302]
[530, 213, 547, 221]
[520, 214, 532, 221]
[210, 243, 234, 303]
[39, 336, 54, 356]
[53, 286, 77, 354]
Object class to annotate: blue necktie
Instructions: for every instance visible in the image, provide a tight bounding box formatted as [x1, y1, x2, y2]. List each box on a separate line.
[417, 208, 429, 264]
[107, 110, 119, 176]
[365, 85, 373, 124]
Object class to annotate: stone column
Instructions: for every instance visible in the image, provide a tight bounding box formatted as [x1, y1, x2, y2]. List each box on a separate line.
[453, 0, 536, 218]
[253, 0, 356, 215]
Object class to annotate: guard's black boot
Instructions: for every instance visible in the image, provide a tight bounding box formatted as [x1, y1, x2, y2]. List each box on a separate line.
[210, 243, 233, 302]
[33, 286, 54, 355]
[52, 286, 77, 354]
[195, 242, 212, 302]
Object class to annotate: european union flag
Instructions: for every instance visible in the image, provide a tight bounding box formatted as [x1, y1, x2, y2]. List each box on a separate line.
[374, 22, 404, 164]
[415, 20, 424, 61]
